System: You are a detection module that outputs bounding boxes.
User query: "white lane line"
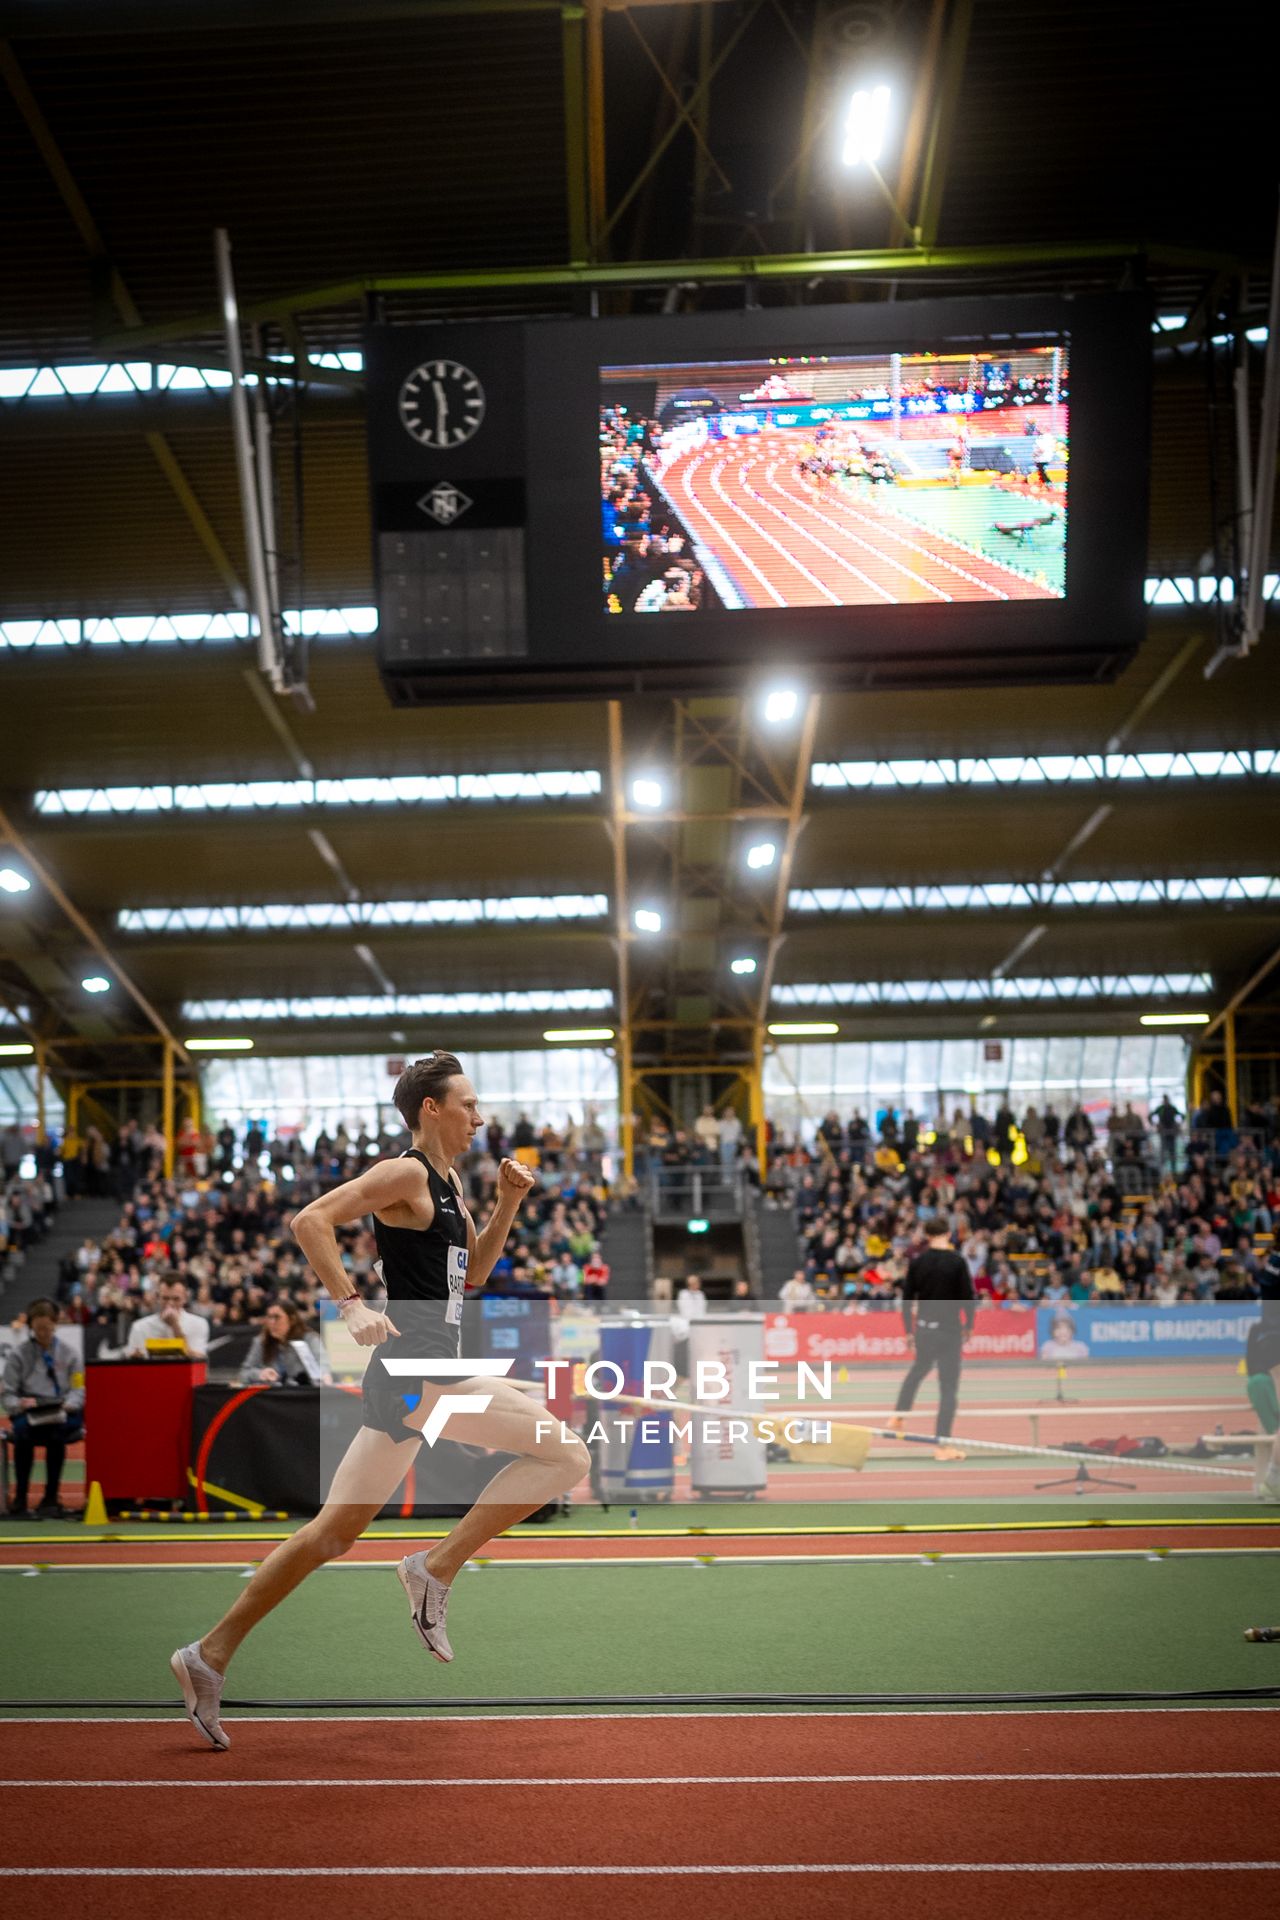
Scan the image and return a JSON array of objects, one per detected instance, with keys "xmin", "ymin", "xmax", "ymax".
[
  {"xmin": 706, "ymin": 453, "xmax": 842, "ymax": 604},
  {"xmin": 676, "ymin": 448, "xmax": 785, "ymax": 607},
  {"xmin": 13, "ymin": 1548, "xmax": 1277, "ymax": 1573},
  {"xmin": 736, "ymin": 457, "xmax": 897, "ymax": 603},
  {"xmin": 10, "ymin": 1862, "xmax": 1280, "ymax": 1877},
  {"xmin": 6, "ymin": 1770, "xmax": 1279, "ymax": 1788},
  {"xmin": 760, "ymin": 457, "xmax": 943, "ymax": 601},
  {"xmin": 3, "ymin": 1706, "xmax": 1279, "ymax": 1724}
]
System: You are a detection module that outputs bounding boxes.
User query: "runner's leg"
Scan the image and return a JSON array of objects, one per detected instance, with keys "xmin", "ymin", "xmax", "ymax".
[
  {"xmin": 199, "ymin": 1425, "xmax": 419, "ymax": 1671},
  {"xmin": 405, "ymin": 1376, "xmax": 590, "ymax": 1583}
]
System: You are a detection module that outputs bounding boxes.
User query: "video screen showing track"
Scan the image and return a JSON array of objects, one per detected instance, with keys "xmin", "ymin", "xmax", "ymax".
[{"xmin": 601, "ymin": 344, "xmax": 1068, "ymax": 613}]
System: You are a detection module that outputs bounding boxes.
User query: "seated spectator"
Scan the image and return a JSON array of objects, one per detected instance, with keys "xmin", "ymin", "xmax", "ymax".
[
  {"xmin": 124, "ymin": 1273, "xmax": 210, "ymax": 1360},
  {"xmin": 2, "ymin": 1298, "xmax": 84, "ymax": 1518},
  {"xmin": 237, "ymin": 1300, "xmax": 330, "ymax": 1385}
]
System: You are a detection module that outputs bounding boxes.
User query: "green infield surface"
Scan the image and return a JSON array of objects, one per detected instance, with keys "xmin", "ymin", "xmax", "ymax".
[{"xmin": 3, "ymin": 1537, "xmax": 1279, "ymax": 1712}]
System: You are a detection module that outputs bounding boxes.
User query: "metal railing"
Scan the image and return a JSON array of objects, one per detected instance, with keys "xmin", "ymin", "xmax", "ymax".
[{"xmin": 647, "ymin": 1164, "xmax": 746, "ymax": 1224}]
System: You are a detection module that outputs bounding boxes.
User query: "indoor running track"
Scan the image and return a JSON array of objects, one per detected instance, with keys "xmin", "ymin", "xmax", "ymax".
[
  {"xmin": 670, "ymin": 437, "xmax": 1051, "ymax": 606},
  {"xmin": 5, "ymin": 1708, "xmax": 1278, "ymax": 1917}
]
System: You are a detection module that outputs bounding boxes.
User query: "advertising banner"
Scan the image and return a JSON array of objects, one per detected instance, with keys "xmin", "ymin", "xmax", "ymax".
[
  {"xmin": 763, "ymin": 1308, "xmax": 1038, "ymax": 1366},
  {"xmin": 1034, "ymin": 1303, "xmax": 1261, "ymax": 1361}
]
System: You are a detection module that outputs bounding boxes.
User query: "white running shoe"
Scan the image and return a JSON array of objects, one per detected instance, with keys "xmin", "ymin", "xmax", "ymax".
[
  {"xmin": 170, "ymin": 1641, "xmax": 230, "ymax": 1750},
  {"xmin": 397, "ymin": 1552, "xmax": 454, "ymax": 1662}
]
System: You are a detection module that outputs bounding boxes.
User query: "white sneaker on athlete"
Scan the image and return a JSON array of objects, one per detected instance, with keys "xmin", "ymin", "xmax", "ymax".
[
  {"xmin": 397, "ymin": 1553, "xmax": 454, "ymax": 1662},
  {"xmin": 170, "ymin": 1641, "xmax": 230, "ymax": 1750}
]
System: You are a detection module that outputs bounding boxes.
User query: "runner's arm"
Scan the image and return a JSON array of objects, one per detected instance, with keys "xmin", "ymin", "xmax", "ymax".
[
  {"xmin": 465, "ymin": 1157, "xmax": 537, "ymax": 1291},
  {"xmin": 291, "ymin": 1157, "xmax": 431, "ymax": 1342}
]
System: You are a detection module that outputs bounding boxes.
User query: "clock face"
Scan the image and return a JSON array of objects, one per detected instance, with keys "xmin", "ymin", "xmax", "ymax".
[{"xmin": 397, "ymin": 359, "xmax": 486, "ymax": 449}]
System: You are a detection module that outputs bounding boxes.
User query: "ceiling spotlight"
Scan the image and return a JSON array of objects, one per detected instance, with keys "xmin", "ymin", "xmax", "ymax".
[
  {"xmin": 768, "ymin": 1021, "xmax": 840, "ymax": 1037},
  {"xmin": 761, "ymin": 687, "xmax": 799, "ymax": 725},
  {"xmin": 185, "ymin": 1037, "xmax": 255, "ymax": 1052},
  {"xmin": 1139, "ymin": 1011, "xmax": 1212, "ymax": 1027},
  {"xmin": 0, "ymin": 1042, "xmax": 35, "ymax": 1058},
  {"xmin": 0, "ymin": 867, "xmax": 31, "ymax": 894},
  {"xmin": 631, "ymin": 777, "xmax": 665, "ymax": 810},
  {"xmin": 841, "ymin": 83, "xmax": 890, "ymax": 166},
  {"xmin": 746, "ymin": 841, "xmax": 777, "ymax": 871},
  {"xmin": 634, "ymin": 908, "xmax": 663, "ymax": 934},
  {"xmin": 730, "ymin": 956, "xmax": 758, "ymax": 976},
  {"xmin": 543, "ymin": 1027, "xmax": 616, "ymax": 1043},
  {"xmin": 81, "ymin": 975, "xmax": 111, "ymax": 994}
]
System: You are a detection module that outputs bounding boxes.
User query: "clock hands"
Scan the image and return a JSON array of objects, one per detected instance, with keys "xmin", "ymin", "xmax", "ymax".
[{"xmin": 432, "ymin": 379, "xmax": 448, "ymax": 445}]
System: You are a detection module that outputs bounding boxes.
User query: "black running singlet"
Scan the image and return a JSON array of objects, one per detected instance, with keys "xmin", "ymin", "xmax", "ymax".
[{"xmin": 371, "ymin": 1150, "xmax": 471, "ymax": 1347}]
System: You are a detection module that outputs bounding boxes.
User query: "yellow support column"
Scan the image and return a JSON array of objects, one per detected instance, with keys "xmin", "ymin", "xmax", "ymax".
[
  {"xmin": 1224, "ymin": 1011, "xmax": 1238, "ymax": 1126},
  {"xmin": 162, "ymin": 1039, "xmax": 175, "ymax": 1178},
  {"xmin": 750, "ymin": 1025, "xmax": 768, "ymax": 1179},
  {"xmin": 619, "ymin": 1026, "xmax": 635, "ymax": 1181},
  {"xmin": 34, "ymin": 1040, "xmax": 47, "ymax": 1147}
]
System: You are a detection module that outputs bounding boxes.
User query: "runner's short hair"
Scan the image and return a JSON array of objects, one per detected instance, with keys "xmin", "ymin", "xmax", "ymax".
[{"xmin": 393, "ymin": 1052, "xmax": 465, "ymax": 1129}]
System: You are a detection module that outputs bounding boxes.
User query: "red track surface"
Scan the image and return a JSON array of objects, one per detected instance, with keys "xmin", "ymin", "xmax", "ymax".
[
  {"xmin": 666, "ymin": 436, "xmax": 1051, "ymax": 607},
  {"xmin": 3, "ymin": 1524, "xmax": 1277, "ymax": 1567},
  {"xmin": 5, "ymin": 1711, "xmax": 1277, "ymax": 1917}
]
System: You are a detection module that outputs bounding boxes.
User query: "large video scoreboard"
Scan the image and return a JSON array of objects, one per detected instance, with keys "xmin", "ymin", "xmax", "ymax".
[{"xmin": 368, "ymin": 295, "xmax": 1149, "ymax": 702}]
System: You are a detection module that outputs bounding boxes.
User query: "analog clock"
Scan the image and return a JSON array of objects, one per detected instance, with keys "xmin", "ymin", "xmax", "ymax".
[{"xmin": 397, "ymin": 358, "xmax": 486, "ymax": 449}]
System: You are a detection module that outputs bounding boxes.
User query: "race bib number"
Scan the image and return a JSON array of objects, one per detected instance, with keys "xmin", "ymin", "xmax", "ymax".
[{"xmin": 446, "ymin": 1244, "xmax": 469, "ymax": 1325}]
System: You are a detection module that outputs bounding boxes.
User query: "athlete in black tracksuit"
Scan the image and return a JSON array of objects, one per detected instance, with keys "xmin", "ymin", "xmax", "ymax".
[{"xmin": 894, "ymin": 1222, "xmax": 976, "ymax": 1441}]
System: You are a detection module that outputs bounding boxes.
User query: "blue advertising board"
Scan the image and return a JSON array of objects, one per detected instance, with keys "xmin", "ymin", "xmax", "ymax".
[{"xmin": 1035, "ymin": 1303, "xmax": 1260, "ymax": 1362}]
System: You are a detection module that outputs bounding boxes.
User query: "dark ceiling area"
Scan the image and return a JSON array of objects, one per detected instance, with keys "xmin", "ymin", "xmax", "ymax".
[{"xmin": 0, "ymin": 0, "xmax": 1277, "ymax": 1098}]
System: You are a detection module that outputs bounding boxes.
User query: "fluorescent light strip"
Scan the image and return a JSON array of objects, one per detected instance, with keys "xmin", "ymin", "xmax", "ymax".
[
  {"xmin": 811, "ymin": 748, "xmax": 1280, "ymax": 792},
  {"xmin": 0, "ymin": 353, "xmax": 363, "ymax": 402},
  {"xmin": 8, "ymin": 582, "xmax": 1274, "ymax": 655},
  {"xmin": 774, "ymin": 973, "xmax": 1212, "ymax": 1007},
  {"xmin": 180, "ymin": 990, "xmax": 614, "ymax": 1022},
  {"xmin": 0, "ymin": 607, "xmax": 377, "ymax": 650},
  {"xmin": 789, "ymin": 875, "xmax": 1280, "ymax": 914},
  {"xmin": 119, "ymin": 895, "xmax": 609, "ymax": 934},
  {"xmin": 36, "ymin": 770, "xmax": 602, "ymax": 816}
]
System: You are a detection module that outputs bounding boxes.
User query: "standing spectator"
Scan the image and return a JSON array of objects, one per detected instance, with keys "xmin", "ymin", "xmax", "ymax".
[
  {"xmin": 581, "ymin": 1248, "xmax": 610, "ymax": 1302},
  {"xmin": 676, "ymin": 1273, "xmax": 708, "ymax": 1321},
  {"xmin": 1064, "ymin": 1105, "xmax": 1095, "ymax": 1154},
  {"xmin": 1, "ymin": 1121, "xmax": 25, "ymax": 1183},
  {"xmin": 1154, "ymin": 1094, "xmax": 1181, "ymax": 1171},
  {"xmin": 694, "ymin": 1105, "xmax": 721, "ymax": 1158},
  {"xmin": 719, "ymin": 1107, "xmax": 743, "ymax": 1167},
  {"xmin": 2, "ymin": 1298, "xmax": 84, "ymax": 1518}
]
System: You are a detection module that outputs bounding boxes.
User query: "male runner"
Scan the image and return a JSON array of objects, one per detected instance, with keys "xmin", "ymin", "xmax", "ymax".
[
  {"xmin": 890, "ymin": 1216, "xmax": 976, "ymax": 1461},
  {"xmin": 170, "ymin": 1052, "xmax": 590, "ymax": 1749},
  {"xmin": 1248, "ymin": 1239, "xmax": 1280, "ymax": 1499}
]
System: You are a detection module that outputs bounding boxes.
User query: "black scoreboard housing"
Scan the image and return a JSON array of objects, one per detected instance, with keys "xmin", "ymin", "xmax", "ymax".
[{"xmin": 370, "ymin": 294, "xmax": 1149, "ymax": 704}]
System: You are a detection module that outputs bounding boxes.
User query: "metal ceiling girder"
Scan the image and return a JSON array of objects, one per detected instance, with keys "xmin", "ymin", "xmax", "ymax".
[
  {"xmin": 0, "ymin": 801, "xmax": 189, "ymax": 1065},
  {"xmin": 0, "ymin": 38, "xmax": 247, "ymax": 607},
  {"xmin": 93, "ymin": 239, "xmax": 1253, "ymax": 353},
  {"xmin": 913, "ymin": 0, "xmax": 974, "ymax": 252}
]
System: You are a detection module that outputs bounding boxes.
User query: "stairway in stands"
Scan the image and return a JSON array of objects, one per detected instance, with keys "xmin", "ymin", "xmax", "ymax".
[
  {"xmin": 1, "ymin": 1194, "xmax": 121, "ymax": 1317},
  {"xmin": 598, "ymin": 1203, "xmax": 654, "ymax": 1301},
  {"xmin": 752, "ymin": 1194, "xmax": 802, "ymax": 1301}
]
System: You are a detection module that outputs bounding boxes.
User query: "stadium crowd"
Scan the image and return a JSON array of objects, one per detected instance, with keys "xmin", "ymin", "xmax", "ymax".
[
  {"xmin": 41, "ymin": 1114, "xmax": 613, "ymax": 1367},
  {"xmin": 768, "ymin": 1095, "xmax": 1280, "ymax": 1311}
]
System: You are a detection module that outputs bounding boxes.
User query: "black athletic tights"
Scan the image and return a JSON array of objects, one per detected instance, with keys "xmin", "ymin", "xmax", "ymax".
[{"xmin": 894, "ymin": 1323, "xmax": 964, "ymax": 1440}]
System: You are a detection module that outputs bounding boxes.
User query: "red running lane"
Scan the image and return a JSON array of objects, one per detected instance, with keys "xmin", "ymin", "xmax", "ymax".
[
  {"xmin": 2, "ymin": 1524, "xmax": 1277, "ymax": 1567},
  {"xmin": 17, "ymin": 1872, "xmax": 1280, "ymax": 1920},
  {"xmin": 5, "ymin": 1707, "xmax": 1278, "ymax": 1782},
  {"xmin": 11, "ymin": 1716, "xmax": 1277, "ymax": 1917}
]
